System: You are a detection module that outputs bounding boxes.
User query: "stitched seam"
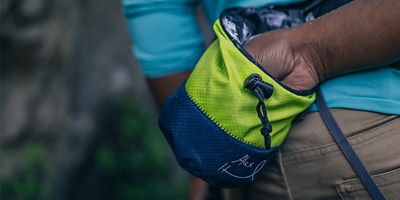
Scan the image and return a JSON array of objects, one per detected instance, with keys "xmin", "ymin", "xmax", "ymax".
[
  {"xmin": 335, "ymin": 168, "xmax": 400, "ymax": 191},
  {"xmin": 352, "ymin": 125, "xmax": 400, "ymax": 147},
  {"xmin": 346, "ymin": 176, "xmax": 400, "ymax": 191},
  {"xmin": 282, "ymin": 117, "xmax": 400, "ymax": 165},
  {"xmin": 278, "ymin": 152, "xmax": 294, "ymax": 200},
  {"xmin": 347, "ymin": 118, "xmax": 400, "ymax": 145},
  {"xmin": 284, "ymin": 126, "xmax": 399, "ymax": 165}
]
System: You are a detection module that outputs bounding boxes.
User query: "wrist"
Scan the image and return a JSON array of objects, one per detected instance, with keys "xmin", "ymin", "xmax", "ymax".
[{"xmin": 288, "ymin": 28, "xmax": 328, "ymax": 84}]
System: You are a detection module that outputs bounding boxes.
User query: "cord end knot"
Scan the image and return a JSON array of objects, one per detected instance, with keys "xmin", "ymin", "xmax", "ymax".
[{"xmin": 244, "ymin": 74, "xmax": 273, "ymax": 150}]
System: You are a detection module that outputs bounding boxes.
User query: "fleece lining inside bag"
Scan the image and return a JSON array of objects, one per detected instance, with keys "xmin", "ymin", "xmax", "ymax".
[{"xmin": 159, "ymin": 0, "xmax": 352, "ymax": 188}]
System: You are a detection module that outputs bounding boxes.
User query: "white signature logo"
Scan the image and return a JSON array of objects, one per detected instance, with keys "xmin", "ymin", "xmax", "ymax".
[{"xmin": 218, "ymin": 154, "xmax": 266, "ymax": 180}]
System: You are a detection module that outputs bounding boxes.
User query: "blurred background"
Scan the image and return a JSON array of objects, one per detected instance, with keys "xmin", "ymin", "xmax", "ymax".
[{"xmin": 0, "ymin": 0, "xmax": 203, "ymax": 199}]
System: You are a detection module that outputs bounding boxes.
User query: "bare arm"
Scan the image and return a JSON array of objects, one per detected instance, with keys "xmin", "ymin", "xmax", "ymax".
[{"xmin": 244, "ymin": 0, "xmax": 400, "ymax": 91}]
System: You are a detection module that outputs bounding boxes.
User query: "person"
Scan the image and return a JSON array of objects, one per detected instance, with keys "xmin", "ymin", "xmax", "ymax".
[
  {"xmin": 122, "ymin": 1, "xmax": 304, "ymax": 199},
  {"xmin": 122, "ymin": 0, "xmax": 400, "ymax": 199},
  {"xmin": 223, "ymin": 0, "xmax": 400, "ymax": 199}
]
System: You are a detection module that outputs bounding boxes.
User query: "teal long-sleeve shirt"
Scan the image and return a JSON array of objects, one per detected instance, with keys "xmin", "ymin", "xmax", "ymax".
[
  {"xmin": 122, "ymin": 0, "xmax": 400, "ymax": 115},
  {"xmin": 122, "ymin": 0, "xmax": 304, "ymax": 77}
]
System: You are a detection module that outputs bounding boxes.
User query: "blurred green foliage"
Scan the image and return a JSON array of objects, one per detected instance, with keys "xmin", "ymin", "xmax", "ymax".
[
  {"xmin": 0, "ymin": 97, "xmax": 187, "ymax": 200},
  {"xmin": 0, "ymin": 143, "xmax": 49, "ymax": 200},
  {"xmin": 95, "ymin": 97, "xmax": 188, "ymax": 200}
]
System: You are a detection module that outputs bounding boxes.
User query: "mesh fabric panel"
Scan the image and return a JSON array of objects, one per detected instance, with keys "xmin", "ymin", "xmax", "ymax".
[
  {"xmin": 186, "ymin": 20, "xmax": 315, "ymax": 148},
  {"xmin": 159, "ymin": 84, "xmax": 279, "ymax": 188}
]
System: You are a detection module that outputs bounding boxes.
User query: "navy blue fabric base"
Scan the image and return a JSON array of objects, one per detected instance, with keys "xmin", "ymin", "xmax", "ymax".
[{"xmin": 159, "ymin": 84, "xmax": 279, "ymax": 188}]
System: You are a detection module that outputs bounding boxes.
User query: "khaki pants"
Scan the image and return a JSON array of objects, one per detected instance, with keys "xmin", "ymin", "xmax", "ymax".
[{"xmin": 223, "ymin": 109, "xmax": 400, "ymax": 200}]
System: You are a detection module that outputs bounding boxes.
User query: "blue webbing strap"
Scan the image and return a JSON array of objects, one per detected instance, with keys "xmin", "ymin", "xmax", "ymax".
[{"xmin": 316, "ymin": 89, "xmax": 387, "ymax": 200}]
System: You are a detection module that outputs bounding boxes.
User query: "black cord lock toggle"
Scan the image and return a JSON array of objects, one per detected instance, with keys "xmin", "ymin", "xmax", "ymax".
[{"xmin": 244, "ymin": 74, "xmax": 274, "ymax": 150}]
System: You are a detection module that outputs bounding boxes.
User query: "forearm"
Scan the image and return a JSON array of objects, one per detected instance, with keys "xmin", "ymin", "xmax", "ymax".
[{"xmin": 293, "ymin": 0, "xmax": 400, "ymax": 81}]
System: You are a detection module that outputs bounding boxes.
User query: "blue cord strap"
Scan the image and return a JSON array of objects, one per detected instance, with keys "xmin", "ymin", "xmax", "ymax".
[{"xmin": 315, "ymin": 89, "xmax": 386, "ymax": 200}]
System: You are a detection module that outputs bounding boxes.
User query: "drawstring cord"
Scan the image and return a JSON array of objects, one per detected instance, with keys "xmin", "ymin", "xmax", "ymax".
[{"xmin": 244, "ymin": 74, "xmax": 273, "ymax": 150}]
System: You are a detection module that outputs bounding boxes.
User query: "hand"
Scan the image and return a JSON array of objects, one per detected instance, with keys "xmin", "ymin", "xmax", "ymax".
[
  {"xmin": 244, "ymin": 0, "xmax": 400, "ymax": 91},
  {"xmin": 243, "ymin": 29, "xmax": 322, "ymax": 91}
]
